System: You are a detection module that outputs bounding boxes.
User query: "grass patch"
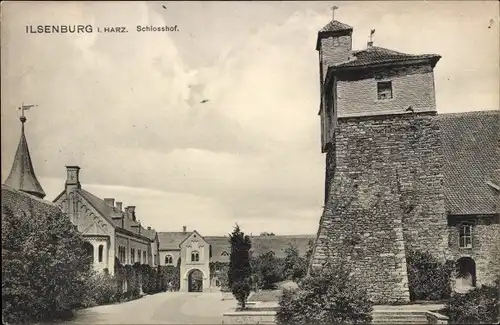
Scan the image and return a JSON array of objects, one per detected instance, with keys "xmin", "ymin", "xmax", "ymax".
[{"xmin": 248, "ymin": 289, "xmax": 283, "ymax": 302}]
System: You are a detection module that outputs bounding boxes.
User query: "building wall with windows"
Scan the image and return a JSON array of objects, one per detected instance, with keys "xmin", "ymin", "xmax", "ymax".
[
  {"xmin": 447, "ymin": 215, "xmax": 500, "ymax": 286},
  {"xmin": 115, "ymin": 232, "xmax": 151, "ymax": 266},
  {"xmin": 335, "ymin": 64, "xmax": 437, "ymax": 117},
  {"xmin": 159, "ymin": 250, "xmax": 181, "ymax": 266}
]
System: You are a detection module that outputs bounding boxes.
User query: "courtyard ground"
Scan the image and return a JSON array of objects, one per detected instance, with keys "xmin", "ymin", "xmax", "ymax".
[{"xmin": 55, "ymin": 292, "xmax": 236, "ymax": 325}]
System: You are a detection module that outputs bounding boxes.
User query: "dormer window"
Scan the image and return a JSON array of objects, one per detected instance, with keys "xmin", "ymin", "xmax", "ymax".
[
  {"xmin": 377, "ymin": 81, "xmax": 393, "ymax": 100},
  {"xmin": 459, "ymin": 223, "xmax": 473, "ymax": 248},
  {"xmin": 221, "ymin": 251, "xmax": 229, "ymax": 257}
]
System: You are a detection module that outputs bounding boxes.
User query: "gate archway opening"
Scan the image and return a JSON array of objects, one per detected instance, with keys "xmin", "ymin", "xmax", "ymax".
[
  {"xmin": 456, "ymin": 256, "xmax": 476, "ymax": 289},
  {"xmin": 188, "ymin": 269, "xmax": 204, "ymax": 292}
]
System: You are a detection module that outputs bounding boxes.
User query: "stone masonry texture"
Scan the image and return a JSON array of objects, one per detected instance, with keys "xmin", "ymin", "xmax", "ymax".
[
  {"xmin": 447, "ymin": 215, "xmax": 500, "ymax": 286},
  {"xmin": 336, "ymin": 64, "xmax": 437, "ymax": 117},
  {"xmin": 312, "ymin": 112, "xmax": 449, "ymax": 303}
]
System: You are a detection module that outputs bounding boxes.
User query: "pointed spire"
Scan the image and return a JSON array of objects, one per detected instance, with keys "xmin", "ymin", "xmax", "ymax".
[{"xmin": 4, "ymin": 109, "xmax": 46, "ymax": 199}]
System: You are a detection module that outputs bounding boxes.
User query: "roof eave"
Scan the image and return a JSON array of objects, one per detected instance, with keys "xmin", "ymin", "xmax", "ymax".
[{"xmin": 325, "ymin": 56, "xmax": 441, "ymax": 87}]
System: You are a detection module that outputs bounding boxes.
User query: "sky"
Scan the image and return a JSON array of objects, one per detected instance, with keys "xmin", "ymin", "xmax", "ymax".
[{"xmin": 1, "ymin": 1, "xmax": 499, "ymax": 236}]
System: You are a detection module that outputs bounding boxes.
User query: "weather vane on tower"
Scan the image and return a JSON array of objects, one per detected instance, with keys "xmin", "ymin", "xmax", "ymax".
[
  {"xmin": 331, "ymin": 5, "xmax": 339, "ymax": 21},
  {"xmin": 17, "ymin": 102, "xmax": 38, "ymax": 124}
]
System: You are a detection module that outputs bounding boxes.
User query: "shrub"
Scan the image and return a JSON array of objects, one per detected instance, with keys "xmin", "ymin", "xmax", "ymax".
[
  {"xmin": 251, "ymin": 252, "xmax": 285, "ymax": 290},
  {"xmin": 406, "ymin": 250, "xmax": 454, "ymax": 301},
  {"xmin": 80, "ymin": 272, "xmax": 120, "ymax": 308},
  {"xmin": 2, "ymin": 195, "xmax": 90, "ymax": 325},
  {"xmin": 276, "ymin": 264, "xmax": 373, "ymax": 325},
  {"xmin": 444, "ymin": 280, "xmax": 500, "ymax": 324}
]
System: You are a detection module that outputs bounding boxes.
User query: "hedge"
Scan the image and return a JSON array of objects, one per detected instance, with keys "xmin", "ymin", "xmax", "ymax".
[{"xmin": 2, "ymin": 195, "xmax": 90, "ymax": 325}]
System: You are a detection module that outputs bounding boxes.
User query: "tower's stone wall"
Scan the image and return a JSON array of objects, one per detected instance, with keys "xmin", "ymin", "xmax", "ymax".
[{"xmin": 312, "ymin": 112, "xmax": 448, "ymax": 303}]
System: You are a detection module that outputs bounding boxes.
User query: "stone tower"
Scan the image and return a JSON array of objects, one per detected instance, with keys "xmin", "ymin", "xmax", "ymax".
[
  {"xmin": 4, "ymin": 113, "xmax": 46, "ymax": 199},
  {"xmin": 311, "ymin": 18, "xmax": 449, "ymax": 303}
]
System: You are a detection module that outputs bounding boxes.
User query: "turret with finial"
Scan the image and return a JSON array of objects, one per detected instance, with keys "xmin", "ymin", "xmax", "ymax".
[{"xmin": 4, "ymin": 102, "xmax": 46, "ymax": 199}]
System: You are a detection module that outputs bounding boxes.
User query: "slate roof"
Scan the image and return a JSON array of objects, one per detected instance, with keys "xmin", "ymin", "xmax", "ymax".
[
  {"xmin": 318, "ymin": 20, "xmax": 353, "ymax": 33},
  {"xmin": 439, "ymin": 110, "xmax": 499, "ymax": 215},
  {"xmin": 316, "ymin": 20, "xmax": 353, "ymax": 51},
  {"xmin": 333, "ymin": 46, "xmax": 441, "ymax": 69},
  {"xmin": 490, "ymin": 169, "xmax": 500, "ymax": 188},
  {"xmin": 4, "ymin": 120, "xmax": 46, "ymax": 199},
  {"xmin": 158, "ymin": 232, "xmax": 190, "ymax": 250},
  {"xmin": 76, "ymin": 188, "xmax": 156, "ymax": 241}
]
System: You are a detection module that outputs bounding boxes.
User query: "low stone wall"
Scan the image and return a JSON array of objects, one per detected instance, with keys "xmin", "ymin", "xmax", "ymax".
[
  {"xmin": 425, "ymin": 311, "xmax": 449, "ymax": 324},
  {"xmin": 223, "ymin": 301, "xmax": 278, "ymax": 324},
  {"xmin": 222, "ymin": 310, "xmax": 276, "ymax": 324}
]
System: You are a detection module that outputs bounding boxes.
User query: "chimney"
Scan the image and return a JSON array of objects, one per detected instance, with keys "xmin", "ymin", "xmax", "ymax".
[
  {"xmin": 126, "ymin": 206, "xmax": 136, "ymax": 221},
  {"xmin": 65, "ymin": 166, "xmax": 81, "ymax": 192},
  {"xmin": 104, "ymin": 198, "xmax": 115, "ymax": 208},
  {"xmin": 183, "ymin": 226, "xmax": 187, "ymax": 233},
  {"xmin": 115, "ymin": 201, "xmax": 123, "ymax": 211}
]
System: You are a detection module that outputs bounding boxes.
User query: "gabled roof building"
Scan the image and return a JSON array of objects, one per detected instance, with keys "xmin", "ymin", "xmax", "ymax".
[{"xmin": 52, "ymin": 166, "xmax": 160, "ymax": 275}]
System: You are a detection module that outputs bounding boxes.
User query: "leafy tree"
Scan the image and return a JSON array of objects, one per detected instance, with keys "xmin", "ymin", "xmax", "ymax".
[
  {"xmin": 260, "ymin": 232, "xmax": 275, "ymax": 236},
  {"xmin": 228, "ymin": 224, "xmax": 252, "ymax": 309},
  {"xmin": 276, "ymin": 263, "xmax": 373, "ymax": 325},
  {"xmin": 283, "ymin": 245, "xmax": 307, "ymax": 282},
  {"xmin": 305, "ymin": 239, "xmax": 314, "ymax": 261},
  {"xmin": 249, "ymin": 252, "xmax": 263, "ymax": 291},
  {"xmin": 2, "ymin": 201, "xmax": 90, "ymax": 324},
  {"xmin": 257, "ymin": 251, "xmax": 284, "ymax": 289}
]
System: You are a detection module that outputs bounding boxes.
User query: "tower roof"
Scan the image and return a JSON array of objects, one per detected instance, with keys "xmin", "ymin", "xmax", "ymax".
[
  {"xmin": 334, "ymin": 46, "xmax": 441, "ymax": 69},
  {"xmin": 319, "ymin": 20, "xmax": 353, "ymax": 33},
  {"xmin": 4, "ymin": 116, "xmax": 46, "ymax": 199},
  {"xmin": 316, "ymin": 20, "xmax": 353, "ymax": 51},
  {"xmin": 324, "ymin": 46, "xmax": 441, "ymax": 86}
]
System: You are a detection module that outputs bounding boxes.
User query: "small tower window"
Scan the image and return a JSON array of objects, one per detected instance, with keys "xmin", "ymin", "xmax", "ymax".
[
  {"xmin": 459, "ymin": 224, "xmax": 473, "ymax": 248},
  {"xmin": 165, "ymin": 254, "xmax": 173, "ymax": 264},
  {"xmin": 377, "ymin": 81, "xmax": 393, "ymax": 100},
  {"xmin": 221, "ymin": 251, "xmax": 229, "ymax": 256},
  {"xmin": 191, "ymin": 251, "xmax": 200, "ymax": 262}
]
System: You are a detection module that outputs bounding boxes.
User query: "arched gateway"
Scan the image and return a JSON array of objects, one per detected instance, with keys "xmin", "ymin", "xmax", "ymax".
[
  {"xmin": 187, "ymin": 269, "xmax": 204, "ymax": 292},
  {"xmin": 456, "ymin": 256, "xmax": 477, "ymax": 289}
]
